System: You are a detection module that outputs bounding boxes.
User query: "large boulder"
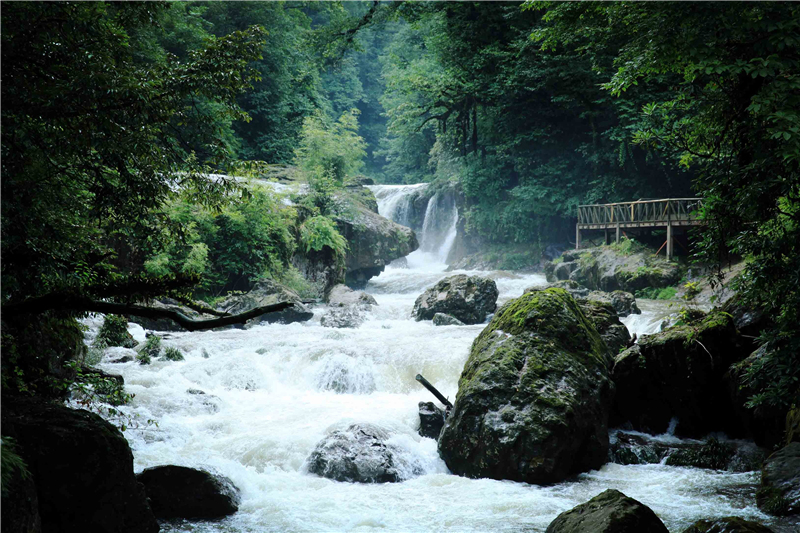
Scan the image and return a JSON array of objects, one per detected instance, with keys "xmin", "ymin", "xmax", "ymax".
[
  {"xmin": 546, "ymin": 247, "xmax": 683, "ymax": 293},
  {"xmin": 437, "ymin": 288, "xmax": 613, "ymax": 484},
  {"xmin": 1, "ymin": 399, "xmax": 159, "ymax": 533},
  {"xmin": 611, "ymin": 310, "xmax": 746, "ymax": 437},
  {"xmin": 757, "ymin": 442, "xmax": 800, "ymax": 515},
  {"xmin": 412, "ymin": 275, "xmax": 498, "ymax": 325},
  {"xmin": 545, "ymin": 489, "xmax": 668, "ymax": 533},
  {"xmin": 136, "ymin": 465, "xmax": 240, "ymax": 519},
  {"xmin": 681, "ymin": 517, "xmax": 775, "ymax": 533},
  {"xmin": 216, "ymin": 279, "xmax": 313, "ymax": 325},
  {"xmin": 531, "ymin": 281, "xmax": 640, "ymax": 318},
  {"xmin": 306, "ymin": 423, "xmax": 422, "ymax": 483},
  {"xmin": 326, "ymin": 284, "xmax": 377, "ymax": 307}
]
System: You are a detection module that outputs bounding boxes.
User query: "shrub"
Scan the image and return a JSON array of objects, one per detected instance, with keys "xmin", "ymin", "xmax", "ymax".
[
  {"xmin": 161, "ymin": 346, "xmax": 184, "ymax": 362},
  {"xmin": 96, "ymin": 314, "xmax": 137, "ymax": 349},
  {"xmin": 299, "ymin": 216, "xmax": 348, "ymax": 261}
]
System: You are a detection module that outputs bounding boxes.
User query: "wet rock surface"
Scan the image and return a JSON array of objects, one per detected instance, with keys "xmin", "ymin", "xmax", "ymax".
[
  {"xmin": 432, "ymin": 312, "xmax": 465, "ymax": 326},
  {"xmin": 306, "ymin": 423, "xmax": 421, "ymax": 483},
  {"xmin": 681, "ymin": 517, "xmax": 776, "ymax": 533},
  {"xmin": 611, "ymin": 310, "xmax": 746, "ymax": 438},
  {"xmin": 136, "ymin": 465, "xmax": 240, "ymax": 519},
  {"xmin": 757, "ymin": 443, "xmax": 800, "ymax": 516},
  {"xmin": 217, "ymin": 279, "xmax": 313, "ymax": 326},
  {"xmin": 438, "ymin": 288, "xmax": 613, "ymax": 484},
  {"xmin": 608, "ymin": 432, "xmax": 765, "ymax": 472},
  {"xmin": 576, "ymin": 299, "xmax": 632, "ymax": 357},
  {"xmin": 545, "ymin": 489, "xmax": 668, "ymax": 533},
  {"xmin": 320, "ymin": 306, "xmax": 366, "ymax": 329},
  {"xmin": 2, "ymin": 399, "xmax": 159, "ymax": 533},
  {"xmin": 418, "ymin": 401, "xmax": 445, "ymax": 440},
  {"xmin": 412, "ymin": 274, "xmax": 498, "ymax": 325}
]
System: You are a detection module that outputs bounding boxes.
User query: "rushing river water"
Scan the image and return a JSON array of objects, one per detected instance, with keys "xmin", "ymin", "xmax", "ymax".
[{"xmin": 84, "ymin": 185, "xmax": 797, "ymax": 532}]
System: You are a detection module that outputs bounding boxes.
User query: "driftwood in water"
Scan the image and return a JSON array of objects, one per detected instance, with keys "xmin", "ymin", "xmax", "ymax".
[{"xmin": 415, "ymin": 374, "xmax": 453, "ymax": 410}]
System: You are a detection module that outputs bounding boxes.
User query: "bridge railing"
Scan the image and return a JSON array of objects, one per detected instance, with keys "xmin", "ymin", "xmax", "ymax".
[{"xmin": 577, "ymin": 198, "xmax": 703, "ymax": 225}]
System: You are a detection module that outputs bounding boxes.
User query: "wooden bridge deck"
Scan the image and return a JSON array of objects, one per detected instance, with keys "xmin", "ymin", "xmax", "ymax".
[{"xmin": 576, "ymin": 198, "xmax": 704, "ymax": 258}]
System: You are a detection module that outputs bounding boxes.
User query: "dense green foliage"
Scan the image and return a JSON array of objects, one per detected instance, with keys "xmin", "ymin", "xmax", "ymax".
[{"xmin": 534, "ymin": 1, "xmax": 800, "ymax": 408}]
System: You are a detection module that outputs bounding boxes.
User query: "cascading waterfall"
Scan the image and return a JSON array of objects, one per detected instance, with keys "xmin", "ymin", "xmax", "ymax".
[{"xmin": 369, "ymin": 184, "xmax": 459, "ymax": 266}]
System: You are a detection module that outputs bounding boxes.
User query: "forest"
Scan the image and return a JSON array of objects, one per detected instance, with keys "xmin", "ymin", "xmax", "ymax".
[{"xmin": 2, "ymin": 2, "xmax": 799, "ymax": 532}]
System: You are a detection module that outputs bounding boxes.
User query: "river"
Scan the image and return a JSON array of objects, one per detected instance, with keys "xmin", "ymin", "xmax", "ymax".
[{"xmin": 86, "ymin": 184, "xmax": 796, "ymax": 532}]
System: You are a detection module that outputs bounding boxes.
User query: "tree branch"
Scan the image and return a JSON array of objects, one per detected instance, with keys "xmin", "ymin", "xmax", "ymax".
[{"xmin": 2, "ymin": 296, "xmax": 294, "ymax": 332}]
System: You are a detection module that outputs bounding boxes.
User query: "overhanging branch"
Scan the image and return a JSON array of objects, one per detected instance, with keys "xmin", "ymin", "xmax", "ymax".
[{"xmin": 2, "ymin": 295, "xmax": 294, "ymax": 332}]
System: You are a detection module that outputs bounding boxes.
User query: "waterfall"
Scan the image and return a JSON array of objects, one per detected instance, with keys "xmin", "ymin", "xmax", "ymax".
[{"xmin": 369, "ymin": 184, "xmax": 459, "ymax": 265}]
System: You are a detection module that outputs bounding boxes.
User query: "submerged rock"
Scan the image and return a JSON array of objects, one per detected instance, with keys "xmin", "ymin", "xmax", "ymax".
[
  {"xmin": 306, "ymin": 423, "xmax": 422, "ymax": 483},
  {"xmin": 217, "ymin": 279, "xmax": 313, "ymax": 326},
  {"xmin": 412, "ymin": 274, "xmax": 498, "ymax": 325},
  {"xmin": 438, "ymin": 288, "xmax": 613, "ymax": 484},
  {"xmin": 2, "ymin": 399, "xmax": 159, "ymax": 533},
  {"xmin": 611, "ymin": 310, "xmax": 745, "ymax": 438},
  {"xmin": 326, "ymin": 284, "xmax": 377, "ymax": 307},
  {"xmin": 136, "ymin": 465, "xmax": 240, "ymax": 519},
  {"xmin": 432, "ymin": 313, "xmax": 465, "ymax": 326},
  {"xmin": 418, "ymin": 401, "xmax": 445, "ymax": 440},
  {"xmin": 545, "ymin": 489, "xmax": 668, "ymax": 533},
  {"xmin": 320, "ymin": 306, "xmax": 366, "ymax": 329},
  {"xmin": 681, "ymin": 517, "xmax": 776, "ymax": 533},
  {"xmin": 757, "ymin": 442, "xmax": 800, "ymax": 516},
  {"xmin": 608, "ymin": 432, "xmax": 765, "ymax": 472}
]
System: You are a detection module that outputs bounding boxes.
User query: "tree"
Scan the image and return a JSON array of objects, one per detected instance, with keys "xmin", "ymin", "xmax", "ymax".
[{"xmin": 533, "ymin": 1, "xmax": 800, "ymax": 408}]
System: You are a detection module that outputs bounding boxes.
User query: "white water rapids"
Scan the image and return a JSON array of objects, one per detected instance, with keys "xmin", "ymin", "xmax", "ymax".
[{"xmin": 83, "ymin": 185, "xmax": 795, "ymax": 532}]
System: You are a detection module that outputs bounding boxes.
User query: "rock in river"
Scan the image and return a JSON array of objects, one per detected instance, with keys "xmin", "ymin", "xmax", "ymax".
[
  {"xmin": 306, "ymin": 423, "xmax": 422, "ymax": 483},
  {"xmin": 438, "ymin": 288, "xmax": 613, "ymax": 484},
  {"xmin": 418, "ymin": 401, "xmax": 445, "ymax": 440},
  {"xmin": 217, "ymin": 279, "xmax": 313, "ymax": 326},
  {"xmin": 545, "ymin": 489, "xmax": 668, "ymax": 533},
  {"xmin": 136, "ymin": 465, "xmax": 240, "ymax": 519},
  {"xmin": 757, "ymin": 442, "xmax": 800, "ymax": 516},
  {"xmin": 681, "ymin": 517, "xmax": 776, "ymax": 533},
  {"xmin": 412, "ymin": 274, "xmax": 498, "ymax": 325}
]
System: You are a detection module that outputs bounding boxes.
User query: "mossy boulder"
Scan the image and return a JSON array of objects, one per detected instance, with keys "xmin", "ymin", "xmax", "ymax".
[
  {"xmin": 757, "ymin": 442, "xmax": 800, "ymax": 515},
  {"xmin": 576, "ymin": 299, "xmax": 632, "ymax": 357},
  {"xmin": 681, "ymin": 517, "xmax": 775, "ymax": 533},
  {"xmin": 412, "ymin": 274, "xmax": 498, "ymax": 325},
  {"xmin": 437, "ymin": 288, "xmax": 613, "ymax": 484},
  {"xmin": 546, "ymin": 246, "xmax": 683, "ymax": 293},
  {"xmin": 611, "ymin": 310, "xmax": 746, "ymax": 437},
  {"xmin": 545, "ymin": 489, "xmax": 668, "ymax": 533}
]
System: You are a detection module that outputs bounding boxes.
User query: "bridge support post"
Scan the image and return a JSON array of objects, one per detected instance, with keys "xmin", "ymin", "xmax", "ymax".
[
  {"xmin": 615, "ymin": 224, "xmax": 620, "ymax": 244},
  {"xmin": 576, "ymin": 225, "xmax": 581, "ymax": 250},
  {"xmin": 604, "ymin": 229, "xmax": 610, "ymax": 245},
  {"xmin": 666, "ymin": 222, "xmax": 673, "ymax": 260}
]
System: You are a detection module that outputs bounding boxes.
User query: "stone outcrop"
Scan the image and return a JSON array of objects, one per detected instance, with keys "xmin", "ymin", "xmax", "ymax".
[
  {"xmin": 546, "ymin": 247, "xmax": 683, "ymax": 292},
  {"xmin": 438, "ymin": 288, "xmax": 613, "ymax": 484},
  {"xmin": 611, "ymin": 310, "xmax": 746, "ymax": 437},
  {"xmin": 1, "ymin": 399, "xmax": 159, "ymax": 533},
  {"xmin": 532, "ymin": 280, "xmax": 640, "ymax": 318},
  {"xmin": 306, "ymin": 423, "xmax": 422, "ymax": 483},
  {"xmin": 412, "ymin": 275, "xmax": 498, "ymax": 325},
  {"xmin": 326, "ymin": 284, "xmax": 377, "ymax": 307},
  {"xmin": 432, "ymin": 313, "xmax": 465, "ymax": 326},
  {"xmin": 681, "ymin": 517, "xmax": 776, "ymax": 533},
  {"xmin": 545, "ymin": 489, "xmax": 668, "ymax": 533},
  {"xmin": 335, "ymin": 187, "xmax": 418, "ymax": 288},
  {"xmin": 217, "ymin": 279, "xmax": 313, "ymax": 326},
  {"xmin": 136, "ymin": 465, "xmax": 240, "ymax": 519},
  {"xmin": 575, "ymin": 299, "xmax": 632, "ymax": 357},
  {"xmin": 418, "ymin": 402, "xmax": 445, "ymax": 440},
  {"xmin": 757, "ymin": 442, "xmax": 800, "ymax": 516}
]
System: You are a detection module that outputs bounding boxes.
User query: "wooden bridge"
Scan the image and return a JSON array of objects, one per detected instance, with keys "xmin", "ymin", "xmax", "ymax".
[{"xmin": 576, "ymin": 198, "xmax": 704, "ymax": 259}]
